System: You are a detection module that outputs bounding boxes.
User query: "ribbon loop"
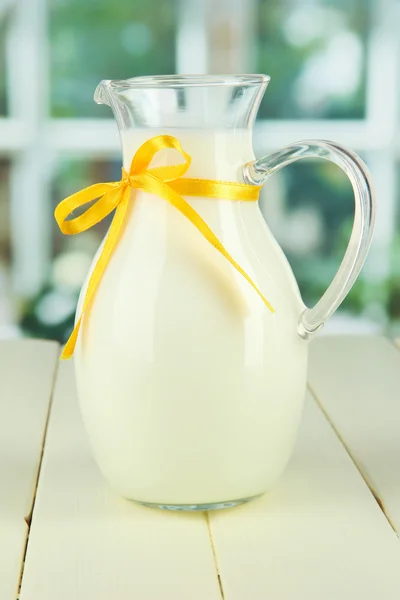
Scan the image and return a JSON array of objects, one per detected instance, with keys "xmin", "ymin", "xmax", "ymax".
[
  {"xmin": 55, "ymin": 134, "xmax": 274, "ymax": 359},
  {"xmin": 130, "ymin": 135, "xmax": 191, "ymax": 180}
]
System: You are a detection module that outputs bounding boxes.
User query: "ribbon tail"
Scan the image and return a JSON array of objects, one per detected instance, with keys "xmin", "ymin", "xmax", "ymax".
[
  {"xmin": 61, "ymin": 186, "xmax": 132, "ymax": 359},
  {"xmin": 182, "ymin": 203, "xmax": 275, "ymax": 312},
  {"xmin": 60, "ymin": 316, "xmax": 82, "ymax": 359}
]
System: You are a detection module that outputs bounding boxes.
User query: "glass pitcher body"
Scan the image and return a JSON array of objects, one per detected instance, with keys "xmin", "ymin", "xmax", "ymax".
[{"xmin": 70, "ymin": 75, "xmax": 374, "ymax": 509}]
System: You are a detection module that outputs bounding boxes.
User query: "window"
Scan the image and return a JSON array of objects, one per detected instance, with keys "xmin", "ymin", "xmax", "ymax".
[{"xmin": 0, "ymin": 0, "xmax": 399, "ymax": 339}]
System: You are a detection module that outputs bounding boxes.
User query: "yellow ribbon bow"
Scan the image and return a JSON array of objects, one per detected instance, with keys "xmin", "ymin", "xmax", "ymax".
[{"xmin": 55, "ymin": 135, "xmax": 274, "ymax": 359}]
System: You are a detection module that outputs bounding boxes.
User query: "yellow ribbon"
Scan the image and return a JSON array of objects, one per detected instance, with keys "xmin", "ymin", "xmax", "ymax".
[{"xmin": 55, "ymin": 135, "xmax": 274, "ymax": 359}]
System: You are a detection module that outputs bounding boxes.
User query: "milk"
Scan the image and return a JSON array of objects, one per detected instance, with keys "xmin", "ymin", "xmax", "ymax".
[{"xmin": 74, "ymin": 129, "xmax": 307, "ymax": 507}]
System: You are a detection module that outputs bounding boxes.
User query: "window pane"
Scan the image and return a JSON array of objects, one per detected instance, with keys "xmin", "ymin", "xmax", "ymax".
[
  {"xmin": 255, "ymin": 0, "xmax": 369, "ymax": 119},
  {"xmin": 49, "ymin": 0, "xmax": 177, "ymax": 117}
]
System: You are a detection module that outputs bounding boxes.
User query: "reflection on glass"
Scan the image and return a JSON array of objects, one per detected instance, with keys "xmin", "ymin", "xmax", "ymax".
[
  {"xmin": 49, "ymin": 0, "xmax": 177, "ymax": 117},
  {"xmin": 255, "ymin": 0, "xmax": 369, "ymax": 119}
]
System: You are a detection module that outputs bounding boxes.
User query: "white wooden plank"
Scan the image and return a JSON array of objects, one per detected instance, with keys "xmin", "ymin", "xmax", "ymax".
[
  {"xmin": 309, "ymin": 335, "xmax": 400, "ymax": 533},
  {"xmin": 208, "ymin": 393, "xmax": 400, "ymax": 600},
  {"xmin": 0, "ymin": 340, "xmax": 59, "ymax": 600},
  {"xmin": 19, "ymin": 361, "xmax": 222, "ymax": 600}
]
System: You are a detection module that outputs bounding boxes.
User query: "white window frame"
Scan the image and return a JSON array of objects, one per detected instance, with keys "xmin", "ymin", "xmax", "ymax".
[{"xmin": 0, "ymin": 0, "xmax": 399, "ymax": 298}]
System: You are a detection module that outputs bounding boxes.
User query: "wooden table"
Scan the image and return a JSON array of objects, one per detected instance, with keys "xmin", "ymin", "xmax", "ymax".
[{"xmin": 1, "ymin": 336, "xmax": 400, "ymax": 599}]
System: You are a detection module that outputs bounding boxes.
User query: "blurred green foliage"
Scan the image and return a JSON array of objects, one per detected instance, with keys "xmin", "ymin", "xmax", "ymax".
[
  {"xmin": 49, "ymin": 0, "xmax": 177, "ymax": 117},
  {"xmin": 20, "ymin": 285, "xmax": 78, "ymax": 342},
  {"xmin": 256, "ymin": 0, "xmax": 369, "ymax": 118}
]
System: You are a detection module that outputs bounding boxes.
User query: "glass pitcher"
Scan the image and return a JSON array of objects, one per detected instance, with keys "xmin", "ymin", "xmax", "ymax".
[{"xmin": 67, "ymin": 75, "xmax": 374, "ymax": 510}]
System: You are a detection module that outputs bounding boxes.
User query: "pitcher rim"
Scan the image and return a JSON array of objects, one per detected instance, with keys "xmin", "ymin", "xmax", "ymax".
[{"xmin": 105, "ymin": 74, "xmax": 270, "ymax": 89}]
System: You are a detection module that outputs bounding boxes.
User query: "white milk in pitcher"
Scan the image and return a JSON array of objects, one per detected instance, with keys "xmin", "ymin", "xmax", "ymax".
[{"xmin": 75, "ymin": 129, "xmax": 307, "ymax": 507}]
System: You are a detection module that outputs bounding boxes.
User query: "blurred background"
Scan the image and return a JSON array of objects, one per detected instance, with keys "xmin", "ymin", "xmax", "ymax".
[{"xmin": 0, "ymin": 0, "xmax": 399, "ymax": 342}]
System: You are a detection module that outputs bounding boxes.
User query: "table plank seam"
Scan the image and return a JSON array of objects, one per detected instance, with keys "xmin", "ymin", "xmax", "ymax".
[
  {"xmin": 16, "ymin": 349, "xmax": 61, "ymax": 597},
  {"xmin": 23, "ymin": 348, "xmax": 61, "ymax": 525},
  {"xmin": 205, "ymin": 512, "xmax": 225, "ymax": 600},
  {"xmin": 307, "ymin": 382, "xmax": 399, "ymax": 538}
]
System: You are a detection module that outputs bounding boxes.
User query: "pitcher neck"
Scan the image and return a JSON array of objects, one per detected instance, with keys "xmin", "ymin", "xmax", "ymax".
[
  {"xmin": 121, "ymin": 128, "xmax": 255, "ymax": 181},
  {"xmin": 95, "ymin": 75, "xmax": 269, "ymax": 128},
  {"xmin": 95, "ymin": 75, "xmax": 269, "ymax": 181}
]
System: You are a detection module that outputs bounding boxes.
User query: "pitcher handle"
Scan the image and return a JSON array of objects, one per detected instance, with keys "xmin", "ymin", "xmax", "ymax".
[{"xmin": 243, "ymin": 140, "xmax": 376, "ymax": 339}]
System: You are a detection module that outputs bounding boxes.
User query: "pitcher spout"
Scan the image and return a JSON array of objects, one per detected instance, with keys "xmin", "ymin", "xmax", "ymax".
[{"xmin": 94, "ymin": 79, "xmax": 113, "ymax": 106}]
